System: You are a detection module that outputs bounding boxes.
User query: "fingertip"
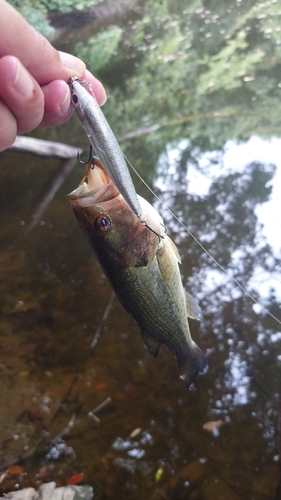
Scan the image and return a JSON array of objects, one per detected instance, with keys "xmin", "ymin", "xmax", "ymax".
[
  {"xmin": 0, "ymin": 101, "xmax": 17, "ymax": 153},
  {"xmin": 82, "ymin": 69, "xmax": 107, "ymax": 106},
  {"xmin": 59, "ymin": 51, "xmax": 86, "ymax": 78},
  {"xmin": 41, "ymin": 80, "xmax": 73, "ymax": 127}
]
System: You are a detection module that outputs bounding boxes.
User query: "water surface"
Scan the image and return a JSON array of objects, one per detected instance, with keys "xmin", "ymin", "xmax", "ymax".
[{"xmin": 0, "ymin": 1, "xmax": 281, "ymax": 498}]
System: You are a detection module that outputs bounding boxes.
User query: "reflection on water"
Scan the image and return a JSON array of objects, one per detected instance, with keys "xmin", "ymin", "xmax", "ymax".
[{"xmin": 1, "ymin": 0, "xmax": 281, "ymax": 498}]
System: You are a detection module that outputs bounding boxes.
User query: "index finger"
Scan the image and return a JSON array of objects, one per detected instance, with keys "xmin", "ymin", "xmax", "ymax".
[
  {"xmin": 0, "ymin": 0, "xmax": 104, "ymax": 99},
  {"xmin": 0, "ymin": 1, "xmax": 75, "ymax": 84}
]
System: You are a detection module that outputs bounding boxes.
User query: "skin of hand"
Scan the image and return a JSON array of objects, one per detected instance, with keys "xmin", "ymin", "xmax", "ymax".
[{"xmin": 0, "ymin": 0, "xmax": 106, "ymax": 153}]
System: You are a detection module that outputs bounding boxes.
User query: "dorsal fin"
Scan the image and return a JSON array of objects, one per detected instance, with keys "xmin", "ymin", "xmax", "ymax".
[{"xmin": 185, "ymin": 291, "xmax": 202, "ymax": 321}]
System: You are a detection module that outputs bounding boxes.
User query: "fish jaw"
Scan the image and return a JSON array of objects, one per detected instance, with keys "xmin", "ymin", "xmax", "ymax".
[{"xmin": 67, "ymin": 160, "xmax": 119, "ymax": 206}]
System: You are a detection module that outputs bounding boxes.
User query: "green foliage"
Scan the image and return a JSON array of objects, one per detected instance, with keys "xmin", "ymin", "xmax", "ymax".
[
  {"xmin": 9, "ymin": 0, "xmax": 54, "ymax": 37},
  {"xmin": 10, "ymin": 0, "xmax": 281, "ymax": 158},
  {"xmin": 75, "ymin": 26, "xmax": 123, "ymax": 73},
  {"xmin": 9, "ymin": 0, "xmax": 104, "ymax": 37},
  {"xmin": 10, "ymin": 0, "xmax": 103, "ymax": 14},
  {"xmin": 92, "ymin": 0, "xmax": 281, "ymax": 162},
  {"xmin": 251, "ymin": 1, "xmax": 281, "ymax": 43},
  {"xmin": 21, "ymin": 5, "xmax": 55, "ymax": 37},
  {"xmin": 198, "ymin": 31, "xmax": 265, "ymax": 94},
  {"xmin": 41, "ymin": 0, "xmax": 101, "ymax": 13}
]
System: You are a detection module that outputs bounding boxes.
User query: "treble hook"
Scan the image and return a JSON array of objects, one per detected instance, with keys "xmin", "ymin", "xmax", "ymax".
[
  {"xmin": 77, "ymin": 145, "xmax": 95, "ymax": 168},
  {"xmin": 77, "ymin": 146, "xmax": 98, "ymax": 186}
]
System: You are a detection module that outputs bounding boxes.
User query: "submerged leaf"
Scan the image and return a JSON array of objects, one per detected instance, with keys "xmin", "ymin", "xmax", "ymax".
[
  {"xmin": 67, "ymin": 473, "xmax": 86, "ymax": 485},
  {"xmin": 155, "ymin": 466, "xmax": 164, "ymax": 482},
  {"xmin": 8, "ymin": 465, "xmax": 24, "ymax": 475},
  {"xmin": 203, "ymin": 420, "xmax": 224, "ymax": 432}
]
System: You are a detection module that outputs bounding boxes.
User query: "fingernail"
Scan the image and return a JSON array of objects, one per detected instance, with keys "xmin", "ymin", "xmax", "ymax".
[
  {"xmin": 60, "ymin": 85, "xmax": 71, "ymax": 115},
  {"xmin": 59, "ymin": 51, "xmax": 86, "ymax": 77},
  {"xmin": 13, "ymin": 58, "xmax": 34, "ymax": 98}
]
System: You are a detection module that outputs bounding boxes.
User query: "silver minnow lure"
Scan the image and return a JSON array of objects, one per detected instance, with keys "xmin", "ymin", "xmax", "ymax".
[{"xmin": 69, "ymin": 77, "xmax": 142, "ymax": 218}]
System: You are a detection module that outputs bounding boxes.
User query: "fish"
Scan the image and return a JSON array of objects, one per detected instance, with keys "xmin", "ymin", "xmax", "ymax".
[
  {"xmin": 67, "ymin": 160, "xmax": 208, "ymax": 387},
  {"xmin": 69, "ymin": 77, "xmax": 142, "ymax": 218}
]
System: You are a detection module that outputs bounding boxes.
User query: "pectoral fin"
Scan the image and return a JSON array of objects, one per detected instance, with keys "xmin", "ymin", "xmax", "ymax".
[
  {"xmin": 185, "ymin": 290, "xmax": 202, "ymax": 321},
  {"xmin": 142, "ymin": 331, "xmax": 160, "ymax": 358},
  {"xmin": 156, "ymin": 236, "xmax": 181, "ymax": 282},
  {"xmin": 166, "ymin": 236, "xmax": 181, "ymax": 264}
]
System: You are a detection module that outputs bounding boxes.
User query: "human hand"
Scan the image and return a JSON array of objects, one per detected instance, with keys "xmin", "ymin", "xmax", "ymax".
[{"xmin": 0, "ymin": 0, "xmax": 106, "ymax": 153}]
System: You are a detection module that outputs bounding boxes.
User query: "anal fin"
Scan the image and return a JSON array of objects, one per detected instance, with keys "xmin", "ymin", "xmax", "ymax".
[
  {"xmin": 185, "ymin": 290, "xmax": 202, "ymax": 321},
  {"xmin": 142, "ymin": 331, "xmax": 161, "ymax": 358}
]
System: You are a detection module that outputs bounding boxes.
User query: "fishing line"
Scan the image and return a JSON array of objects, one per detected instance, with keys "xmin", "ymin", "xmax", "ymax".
[{"xmin": 125, "ymin": 157, "xmax": 281, "ymax": 326}]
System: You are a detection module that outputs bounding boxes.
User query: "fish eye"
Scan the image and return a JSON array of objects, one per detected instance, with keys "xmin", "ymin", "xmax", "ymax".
[{"xmin": 95, "ymin": 215, "xmax": 111, "ymax": 232}]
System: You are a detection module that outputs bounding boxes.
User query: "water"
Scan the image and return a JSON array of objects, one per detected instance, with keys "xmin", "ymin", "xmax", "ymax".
[{"xmin": 0, "ymin": 1, "xmax": 281, "ymax": 498}]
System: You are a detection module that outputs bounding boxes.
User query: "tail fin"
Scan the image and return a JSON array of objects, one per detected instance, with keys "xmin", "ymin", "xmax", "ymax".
[{"xmin": 179, "ymin": 343, "xmax": 208, "ymax": 387}]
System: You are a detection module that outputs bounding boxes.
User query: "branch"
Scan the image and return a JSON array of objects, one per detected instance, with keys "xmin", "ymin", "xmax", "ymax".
[
  {"xmin": 8, "ymin": 136, "xmax": 82, "ymax": 159},
  {"xmin": 0, "ymin": 398, "xmax": 111, "ymax": 473}
]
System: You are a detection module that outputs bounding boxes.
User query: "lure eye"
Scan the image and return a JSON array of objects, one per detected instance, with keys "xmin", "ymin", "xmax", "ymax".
[
  {"xmin": 95, "ymin": 215, "xmax": 111, "ymax": 232},
  {"xmin": 71, "ymin": 93, "xmax": 79, "ymax": 105}
]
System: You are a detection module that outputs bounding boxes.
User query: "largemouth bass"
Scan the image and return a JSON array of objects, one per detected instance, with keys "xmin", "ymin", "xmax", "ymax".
[{"xmin": 67, "ymin": 161, "xmax": 208, "ymax": 386}]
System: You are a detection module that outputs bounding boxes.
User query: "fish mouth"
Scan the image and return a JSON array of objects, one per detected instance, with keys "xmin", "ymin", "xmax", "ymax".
[{"xmin": 67, "ymin": 160, "xmax": 119, "ymax": 207}]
